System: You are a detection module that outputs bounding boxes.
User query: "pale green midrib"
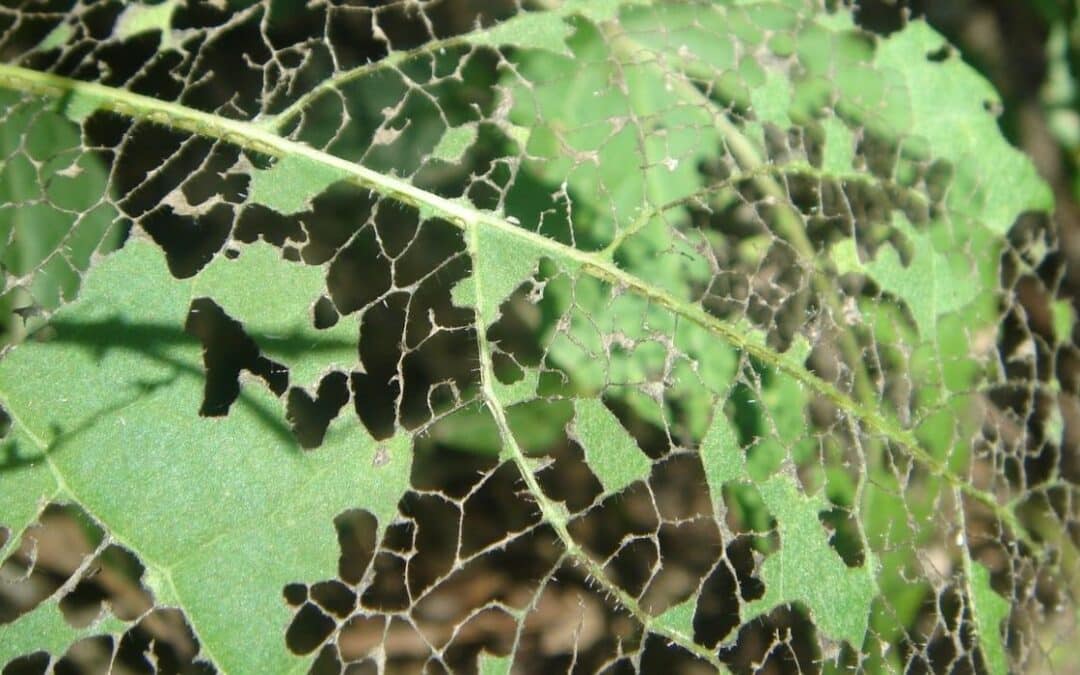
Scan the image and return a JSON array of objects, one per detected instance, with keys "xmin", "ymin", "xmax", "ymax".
[
  {"xmin": 465, "ymin": 222, "xmax": 729, "ymax": 672},
  {"xmin": 0, "ymin": 63, "xmax": 1031, "ymax": 548}
]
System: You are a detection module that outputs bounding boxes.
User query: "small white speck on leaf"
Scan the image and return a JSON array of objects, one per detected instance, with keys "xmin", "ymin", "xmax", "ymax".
[{"xmin": 373, "ymin": 445, "xmax": 390, "ymax": 467}]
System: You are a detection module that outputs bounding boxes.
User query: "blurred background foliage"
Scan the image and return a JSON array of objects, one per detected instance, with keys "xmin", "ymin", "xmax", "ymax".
[{"xmin": 867, "ymin": 0, "xmax": 1080, "ymax": 304}]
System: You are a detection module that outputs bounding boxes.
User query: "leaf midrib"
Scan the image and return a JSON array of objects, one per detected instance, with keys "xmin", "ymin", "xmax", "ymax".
[{"xmin": 0, "ymin": 61, "xmax": 1032, "ymax": 549}]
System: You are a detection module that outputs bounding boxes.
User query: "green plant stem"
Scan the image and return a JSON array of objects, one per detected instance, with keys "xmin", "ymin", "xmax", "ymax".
[
  {"xmin": 0, "ymin": 62, "xmax": 1037, "ymax": 554},
  {"xmin": 259, "ymin": 0, "xmax": 875, "ymax": 420},
  {"xmin": 466, "ymin": 218, "xmax": 728, "ymax": 670}
]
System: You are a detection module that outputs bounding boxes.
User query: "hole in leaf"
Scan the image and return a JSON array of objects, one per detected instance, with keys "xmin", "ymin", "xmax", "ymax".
[
  {"xmin": 97, "ymin": 34, "xmax": 165, "ymax": 88},
  {"xmin": 696, "ymin": 539, "xmax": 758, "ymax": 647},
  {"xmin": 310, "ymin": 580, "xmax": 356, "ymax": 619},
  {"xmin": 1, "ymin": 651, "xmax": 50, "ymax": 675},
  {"xmin": 536, "ymin": 434, "xmax": 604, "ymax": 513},
  {"xmin": 141, "ymin": 202, "xmax": 233, "ymax": 279},
  {"xmin": 58, "ymin": 570, "xmax": 110, "ymax": 629},
  {"xmin": 639, "ymin": 632, "xmax": 704, "ymax": 672},
  {"xmin": 326, "ymin": 225, "xmax": 392, "ymax": 316},
  {"xmin": 350, "ymin": 292, "xmax": 406, "ymax": 440},
  {"xmin": 926, "ymin": 44, "xmax": 952, "ymax": 62},
  {"xmin": 651, "ymin": 453, "xmax": 714, "ymax": 522},
  {"xmin": 818, "ymin": 506, "xmax": 866, "ymax": 568},
  {"xmin": 116, "ymin": 607, "xmax": 205, "ymax": 673},
  {"xmin": 605, "ymin": 538, "xmax": 658, "ymax": 598},
  {"xmin": 333, "ymin": 509, "xmax": 378, "ymax": 586},
  {"xmin": 851, "ymin": 0, "xmax": 910, "ymax": 35},
  {"xmin": 718, "ymin": 604, "xmax": 820, "ymax": 673},
  {"xmin": 855, "ymin": 131, "xmax": 899, "ymax": 180},
  {"xmin": 439, "ymin": 606, "xmax": 517, "ymax": 673},
  {"xmin": 109, "ymin": 124, "xmax": 191, "ymax": 218},
  {"xmin": 360, "ymin": 550, "xmax": 411, "ymax": 613},
  {"xmin": 286, "ymin": 371, "xmax": 350, "ymax": 449},
  {"xmin": 298, "ymin": 184, "xmax": 378, "ymax": 265},
  {"xmin": 181, "ymin": 143, "xmax": 247, "ymax": 208},
  {"xmin": 55, "ymin": 635, "xmax": 115, "ymax": 675},
  {"xmin": 283, "ymin": 583, "xmax": 308, "ymax": 607},
  {"xmin": 567, "ymin": 481, "xmax": 658, "ymax": 561},
  {"xmin": 642, "ymin": 519, "xmax": 724, "ymax": 612},
  {"xmin": 516, "ymin": 573, "xmax": 636, "ymax": 670},
  {"xmin": 601, "ymin": 395, "xmax": 670, "ymax": 460},
  {"xmin": 286, "ymin": 602, "xmax": 336, "ymax": 655},
  {"xmin": 185, "ymin": 297, "xmax": 289, "ymax": 416},
  {"xmin": 343, "ymin": 218, "xmax": 479, "ymax": 436},
  {"xmin": 460, "ymin": 461, "xmax": 544, "ymax": 556},
  {"xmin": 1, "ymin": 503, "xmax": 103, "ymax": 625},
  {"xmin": 313, "ymin": 295, "xmax": 339, "ymax": 329},
  {"xmin": 235, "ymin": 203, "xmax": 306, "ymax": 247},
  {"xmin": 401, "ymin": 492, "xmax": 460, "ymax": 595},
  {"xmin": 372, "ymin": 199, "xmax": 422, "ymax": 261},
  {"xmin": 170, "ymin": 12, "xmax": 269, "ymax": 118},
  {"xmin": 309, "ymin": 643, "xmax": 344, "ymax": 675},
  {"xmin": 924, "ymin": 159, "xmax": 954, "ymax": 204},
  {"xmin": 338, "ymin": 615, "xmax": 387, "ymax": 662}
]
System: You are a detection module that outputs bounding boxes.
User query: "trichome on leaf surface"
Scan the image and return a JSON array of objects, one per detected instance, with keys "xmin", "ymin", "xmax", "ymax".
[{"xmin": 0, "ymin": 1, "xmax": 1075, "ymax": 674}]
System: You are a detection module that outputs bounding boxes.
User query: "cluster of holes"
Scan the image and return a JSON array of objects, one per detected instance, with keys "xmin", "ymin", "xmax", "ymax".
[
  {"xmin": 278, "ymin": 401, "xmax": 893, "ymax": 673},
  {"xmin": 0, "ymin": 504, "xmax": 211, "ymax": 674},
  {"xmin": 0, "ymin": 1, "xmax": 1071, "ymax": 674}
]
